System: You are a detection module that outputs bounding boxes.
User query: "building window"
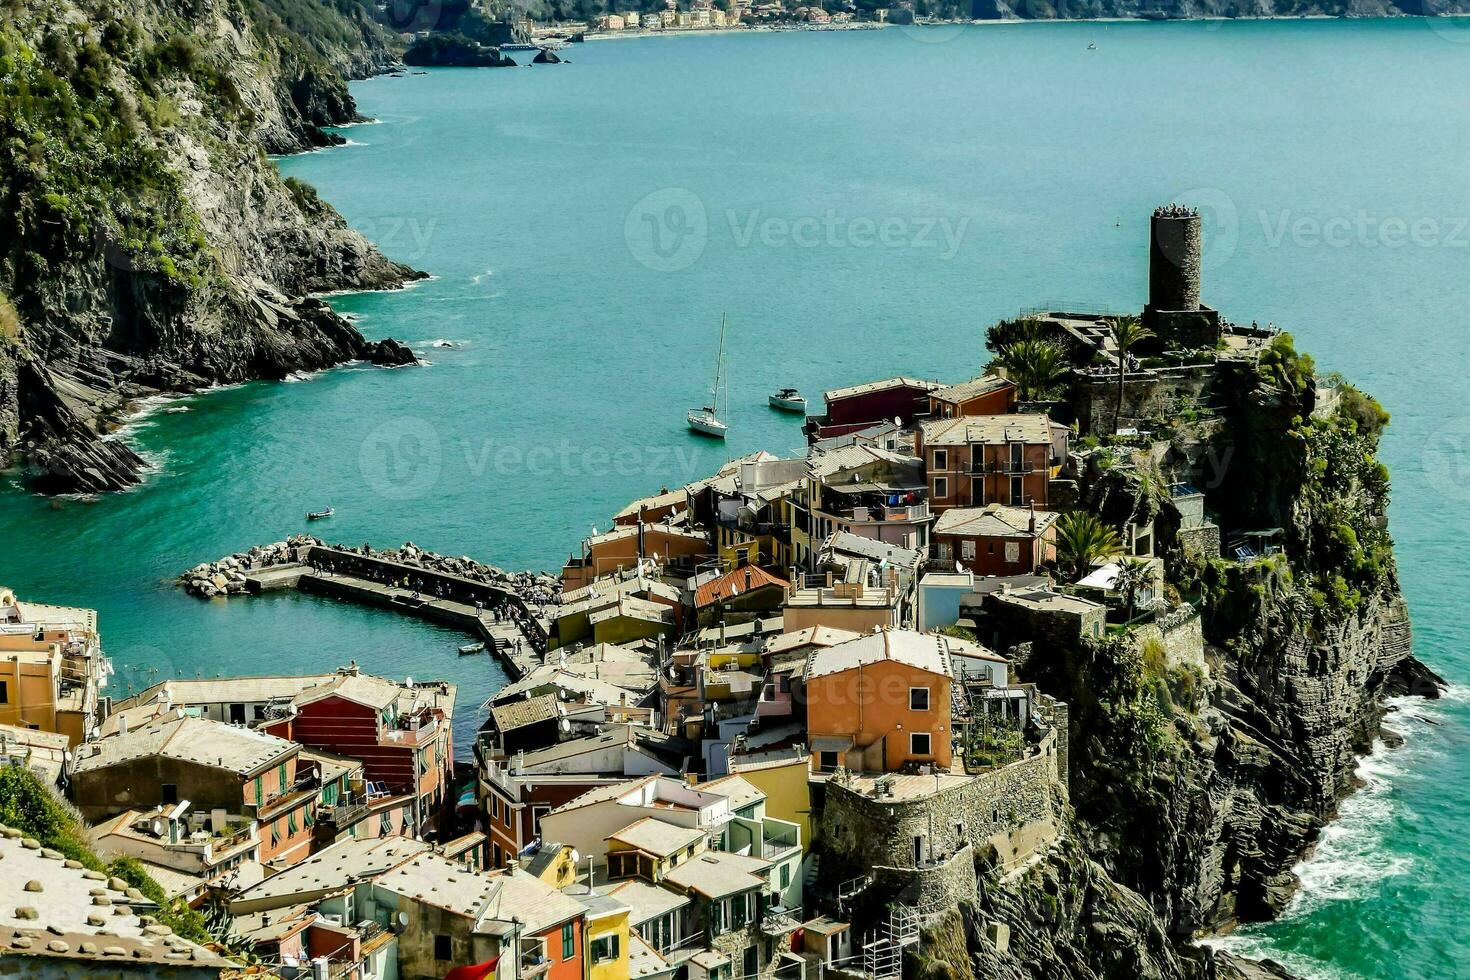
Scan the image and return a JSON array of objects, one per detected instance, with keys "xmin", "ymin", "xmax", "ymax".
[
  {"xmin": 780, "ymin": 863, "xmax": 790, "ymax": 889},
  {"xmin": 1010, "ymin": 475, "xmax": 1024, "ymax": 505},
  {"xmin": 591, "ymin": 934, "xmax": 619, "ymax": 963},
  {"xmin": 278, "ymin": 763, "xmax": 288, "ymax": 792},
  {"xmin": 434, "ymin": 934, "xmax": 452, "ymax": 961},
  {"xmin": 909, "ymin": 687, "xmax": 930, "ymax": 711},
  {"xmin": 161, "ymin": 783, "xmax": 178, "ymax": 805},
  {"xmin": 934, "ymin": 477, "xmax": 948, "ymax": 499},
  {"xmin": 932, "ymin": 449, "xmax": 947, "ymax": 470},
  {"xmin": 562, "ymin": 922, "xmax": 575, "ymax": 959},
  {"xmin": 911, "ymin": 732, "xmax": 932, "ymax": 756},
  {"xmin": 819, "ymin": 751, "xmax": 839, "ymax": 771},
  {"xmin": 0, "ymin": 681, "xmax": 8, "ymax": 704},
  {"xmin": 254, "ymin": 777, "xmax": 262, "ymax": 806},
  {"xmin": 961, "ymin": 539, "xmax": 976, "ymax": 561}
]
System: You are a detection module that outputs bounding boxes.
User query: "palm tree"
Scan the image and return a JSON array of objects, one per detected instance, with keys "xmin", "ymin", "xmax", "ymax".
[
  {"xmin": 990, "ymin": 337, "xmax": 1069, "ymax": 401},
  {"xmin": 1053, "ymin": 511, "xmax": 1122, "ymax": 583},
  {"xmin": 1107, "ymin": 315, "xmax": 1154, "ymax": 435},
  {"xmin": 1112, "ymin": 556, "xmax": 1154, "ymax": 621}
]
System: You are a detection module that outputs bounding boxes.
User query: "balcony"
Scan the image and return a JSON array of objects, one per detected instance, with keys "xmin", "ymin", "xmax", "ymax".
[
  {"xmin": 252, "ymin": 773, "xmax": 322, "ymax": 820},
  {"xmin": 845, "ymin": 501, "xmax": 929, "ymax": 524},
  {"xmin": 972, "ymin": 459, "xmax": 1036, "ymax": 476},
  {"xmin": 318, "ymin": 795, "xmax": 371, "ymax": 828}
]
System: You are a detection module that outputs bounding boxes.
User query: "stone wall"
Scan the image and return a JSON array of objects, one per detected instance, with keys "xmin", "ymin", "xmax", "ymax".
[
  {"xmin": 1136, "ymin": 605, "xmax": 1206, "ymax": 674},
  {"xmin": 818, "ymin": 732, "xmax": 1063, "ymax": 889},
  {"xmin": 1074, "ymin": 365, "xmax": 1215, "ymax": 437},
  {"xmin": 1178, "ymin": 522, "xmax": 1221, "ymax": 560},
  {"xmin": 871, "ymin": 843, "xmax": 978, "ymax": 911}
]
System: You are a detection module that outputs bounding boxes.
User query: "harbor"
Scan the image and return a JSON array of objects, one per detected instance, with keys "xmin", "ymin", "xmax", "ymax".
[{"xmin": 179, "ymin": 537, "xmax": 554, "ymax": 680}]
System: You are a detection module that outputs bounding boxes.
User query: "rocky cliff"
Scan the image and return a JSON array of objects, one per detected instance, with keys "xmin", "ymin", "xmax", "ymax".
[
  {"xmin": 0, "ymin": 0, "xmax": 422, "ymax": 493},
  {"xmin": 922, "ymin": 333, "xmax": 1442, "ymax": 980}
]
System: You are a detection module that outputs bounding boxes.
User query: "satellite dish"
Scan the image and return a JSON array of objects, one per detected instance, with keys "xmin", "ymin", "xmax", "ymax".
[
  {"xmin": 398, "ymin": 912, "xmax": 409, "ymax": 927},
  {"xmin": 570, "ymin": 849, "xmax": 581, "ymax": 864},
  {"xmin": 894, "ymin": 416, "xmax": 901, "ymax": 427}
]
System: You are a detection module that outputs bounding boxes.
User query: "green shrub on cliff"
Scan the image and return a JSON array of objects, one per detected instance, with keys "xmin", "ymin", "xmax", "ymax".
[{"xmin": 0, "ymin": 291, "xmax": 20, "ymax": 343}]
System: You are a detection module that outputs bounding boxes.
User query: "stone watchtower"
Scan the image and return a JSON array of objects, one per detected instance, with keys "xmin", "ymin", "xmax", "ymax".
[{"xmin": 1142, "ymin": 205, "xmax": 1220, "ymax": 348}]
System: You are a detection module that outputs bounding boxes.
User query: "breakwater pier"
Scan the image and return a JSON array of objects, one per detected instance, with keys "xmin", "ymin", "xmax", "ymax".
[{"xmin": 178, "ymin": 537, "xmax": 558, "ymax": 679}]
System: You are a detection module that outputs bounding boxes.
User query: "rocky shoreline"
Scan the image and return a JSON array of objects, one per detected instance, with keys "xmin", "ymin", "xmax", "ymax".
[{"xmin": 0, "ymin": 0, "xmax": 426, "ymax": 495}]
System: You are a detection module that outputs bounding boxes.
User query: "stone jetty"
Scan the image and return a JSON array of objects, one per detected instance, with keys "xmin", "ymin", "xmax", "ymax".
[{"xmin": 177, "ymin": 536, "xmax": 557, "ymax": 678}]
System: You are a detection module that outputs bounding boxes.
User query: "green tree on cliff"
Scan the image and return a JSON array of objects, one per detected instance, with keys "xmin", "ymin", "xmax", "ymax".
[
  {"xmin": 1054, "ymin": 511, "xmax": 1122, "ymax": 583},
  {"xmin": 1108, "ymin": 315, "xmax": 1154, "ymax": 434},
  {"xmin": 990, "ymin": 335, "xmax": 1069, "ymax": 401}
]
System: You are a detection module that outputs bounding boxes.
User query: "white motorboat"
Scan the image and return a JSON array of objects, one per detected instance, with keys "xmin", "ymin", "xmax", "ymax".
[
  {"xmin": 768, "ymin": 387, "xmax": 806, "ymax": 413},
  {"xmin": 688, "ymin": 314, "xmax": 730, "ymax": 439}
]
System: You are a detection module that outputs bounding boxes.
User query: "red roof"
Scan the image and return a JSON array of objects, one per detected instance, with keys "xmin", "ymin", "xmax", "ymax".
[{"xmin": 695, "ymin": 566, "xmax": 790, "ymax": 610}]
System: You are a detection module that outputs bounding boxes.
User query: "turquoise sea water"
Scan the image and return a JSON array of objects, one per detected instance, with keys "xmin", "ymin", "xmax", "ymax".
[{"xmin": 2, "ymin": 18, "xmax": 1469, "ymax": 976}]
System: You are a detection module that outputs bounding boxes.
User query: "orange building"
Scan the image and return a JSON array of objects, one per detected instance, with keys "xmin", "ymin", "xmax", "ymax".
[
  {"xmin": 927, "ymin": 375, "xmax": 1018, "ymax": 419},
  {"xmin": 0, "ymin": 587, "xmax": 107, "ymax": 746},
  {"xmin": 803, "ymin": 629, "xmax": 954, "ymax": 774},
  {"xmin": 917, "ymin": 415, "xmax": 1069, "ymax": 514},
  {"xmin": 562, "ymin": 523, "xmax": 710, "ymax": 590}
]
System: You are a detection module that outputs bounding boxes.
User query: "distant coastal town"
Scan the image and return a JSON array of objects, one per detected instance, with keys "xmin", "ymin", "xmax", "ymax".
[{"xmin": 0, "ymin": 208, "xmax": 1417, "ymax": 980}]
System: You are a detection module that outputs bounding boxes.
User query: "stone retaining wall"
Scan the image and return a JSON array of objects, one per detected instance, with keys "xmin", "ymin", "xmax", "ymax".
[{"xmin": 818, "ymin": 731, "xmax": 1063, "ymax": 890}]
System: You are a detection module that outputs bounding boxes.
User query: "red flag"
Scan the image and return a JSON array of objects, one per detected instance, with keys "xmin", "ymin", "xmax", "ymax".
[{"xmin": 444, "ymin": 956, "xmax": 500, "ymax": 980}]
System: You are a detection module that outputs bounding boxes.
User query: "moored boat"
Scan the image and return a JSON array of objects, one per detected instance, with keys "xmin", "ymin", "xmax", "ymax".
[
  {"xmin": 458, "ymin": 642, "xmax": 486, "ymax": 656},
  {"xmin": 688, "ymin": 314, "xmax": 730, "ymax": 439},
  {"xmin": 307, "ymin": 507, "xmax": 334, "ymax": 521},
  {"xmin": 768, "ymin": 387, "xmax": 806, "ymax": 413}
]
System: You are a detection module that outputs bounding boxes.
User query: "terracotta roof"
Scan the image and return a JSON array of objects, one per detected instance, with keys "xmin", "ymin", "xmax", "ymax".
[
  {"xmin": 695, "ymin": 566, "xmax": 789, "ymax": 610},
  {"xmin": 919, "ymin": 413, "xmax": 1065, "ymax": 447},
  {"xmin": 930, "ymin": 374, "xmax": 1014, "ymax": 405},
  {"xmin": 824, "ymin": 376, "xmax": 942, "ymax": 403},
  {"xmin": 932, "ymin": 504, "xmax": 1059, "ymax": 539},
  {"xmin": 489, "ymin": 694, "xmax": 561, "ymax": 732},
  {"xmin": 805, "ymin": 628, "xmax": 955, "ymax": 682}
]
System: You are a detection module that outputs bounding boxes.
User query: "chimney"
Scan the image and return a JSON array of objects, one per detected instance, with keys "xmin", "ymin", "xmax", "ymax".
[{"xmin": 1028, "ymin": 500, "xmax": 1036, "ymax": 534}]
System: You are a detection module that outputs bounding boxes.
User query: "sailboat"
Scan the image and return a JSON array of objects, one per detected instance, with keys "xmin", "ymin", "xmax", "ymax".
[{"xmin": 687, "ymin": 314, "xmax": 729, "ymax": 439}]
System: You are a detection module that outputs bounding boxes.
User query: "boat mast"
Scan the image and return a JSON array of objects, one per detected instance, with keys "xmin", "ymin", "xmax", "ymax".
[{"xmin": 712, "ymin": 313, "xmax": 727, "ymax": 419}]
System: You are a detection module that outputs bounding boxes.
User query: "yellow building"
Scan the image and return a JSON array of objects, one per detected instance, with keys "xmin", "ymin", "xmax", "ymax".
[
  {"xmin": 584, "ymin": 897, "xmax": 631, "ymax": 980},
  {"xmin": 0, "ymin": 587, "xmax": 107, "ymax": 746},
  {"xmin": 726, "ymin": 755, "xmax": 813, "ymax": 853}
]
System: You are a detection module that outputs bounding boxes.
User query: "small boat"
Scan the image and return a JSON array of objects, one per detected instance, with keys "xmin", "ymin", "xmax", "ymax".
[
  {"xmin": 768, "ymin": 387, "xmax": 806, "ymax": 413},
  {"xmin": 458, "ymin": 642, "xmax": 486, "ymax": 656},
  {"xmin": 307, "ymin": 507, "xmax": 334, "ymax": 521},
  {"xmin": 1088, "ymin": 41, "xmax": 1097, "ymax": 49},
  {"xmin": 688, "ymin": 314, "xmax": 730, "ymax": 439}
]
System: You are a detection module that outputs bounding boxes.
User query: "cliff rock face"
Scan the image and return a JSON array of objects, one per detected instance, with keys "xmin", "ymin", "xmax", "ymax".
[
  {"xmin": 0, "ymin": 0, "xmax": 421, "ymax": 493},
  {"xmin": 942, "ymin": 336, "xmax": 1439, "ymax": 980}
]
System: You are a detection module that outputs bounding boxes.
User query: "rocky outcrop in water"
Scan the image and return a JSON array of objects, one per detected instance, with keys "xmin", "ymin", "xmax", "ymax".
[
  {"xmin": 404, "ymin": 34, "xmax": 516, "ymax": 67},
  {"xmin": 0, "ymin": 0, "xmax": 424, "ymax": 493}
]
